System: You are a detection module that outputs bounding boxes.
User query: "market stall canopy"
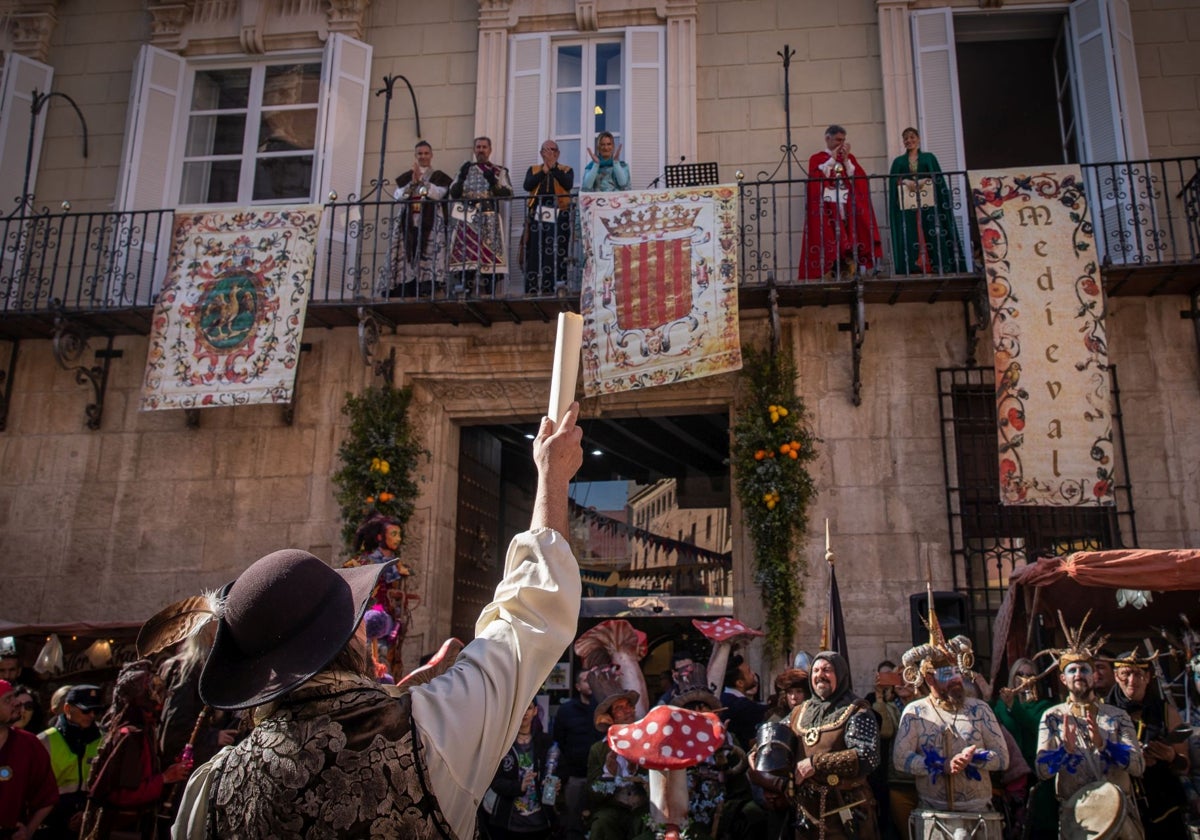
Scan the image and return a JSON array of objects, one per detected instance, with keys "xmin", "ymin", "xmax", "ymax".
[{"xmin": 989, "ymin": 548, "xmax": 1200, "ymax": 687}]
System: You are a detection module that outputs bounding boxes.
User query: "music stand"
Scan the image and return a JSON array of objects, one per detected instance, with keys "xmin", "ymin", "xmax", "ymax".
[{"xmin": 664, "ymin": 161, "xmax": 720, "ymax": 188}]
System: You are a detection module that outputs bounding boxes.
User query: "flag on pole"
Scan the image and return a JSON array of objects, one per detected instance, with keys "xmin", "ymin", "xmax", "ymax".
[{"xmin": 820, "ymin": 519, "xmax": 849, "ymax": 667}]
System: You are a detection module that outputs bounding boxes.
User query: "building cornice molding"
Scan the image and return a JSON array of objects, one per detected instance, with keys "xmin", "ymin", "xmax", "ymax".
[
  {"xmin": 5, "ymin": 0, "xmax": 59, "ymax": 62},
  {"xmin": 146, "ymin": 0, "xmax": 369, "ymax": 55}
]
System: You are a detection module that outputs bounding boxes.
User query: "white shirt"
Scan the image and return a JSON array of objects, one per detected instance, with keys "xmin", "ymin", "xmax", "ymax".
[{"xmin": 173, "ymin": 527, "xmax": 580, "ymax": 840}]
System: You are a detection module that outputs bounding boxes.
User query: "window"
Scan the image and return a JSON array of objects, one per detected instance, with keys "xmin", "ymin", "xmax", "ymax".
[
  {"xmin": 506, "ymin": 28, "xmax": 662, "ymax": 189},
  {"xmin": 937, "ymin": 366, "xmax": 1135, "ymax": 673},
  {"xmin": 111, "ymin": 36, "xmax": 371, "ymax": 303},
  {"xmin": 180, "ymin": 61, "xmax": 322, "ymax": 205},
  {"xmin": 551, "ymin": 41, "xmax": 623, "ymax": 174}
]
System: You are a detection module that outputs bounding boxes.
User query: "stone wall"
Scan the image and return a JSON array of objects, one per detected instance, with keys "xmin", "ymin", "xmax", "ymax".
[{"xmin": 1131, "ymin": 0, "xmax": 1200, "ymax": 158}]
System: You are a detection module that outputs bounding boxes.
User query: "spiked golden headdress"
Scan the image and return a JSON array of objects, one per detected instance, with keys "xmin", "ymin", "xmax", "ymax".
[
  {"xmin": 1034, "ymin": 610, "xmax": 1109, "ymax": 673},
  {"xmin": 900, "ymin": 584, "xmax": 975, "ymax": 687}
]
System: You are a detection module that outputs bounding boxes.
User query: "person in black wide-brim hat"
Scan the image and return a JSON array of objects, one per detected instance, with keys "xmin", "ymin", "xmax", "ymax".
[{"xmin": 172, "ymin": 403, "xmax": 586, "ymax": 840}]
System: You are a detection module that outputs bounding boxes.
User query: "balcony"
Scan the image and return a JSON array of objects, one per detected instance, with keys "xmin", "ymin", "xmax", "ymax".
[{"xmin": 1, "ymin": 157, "xmax": 1198, "ymax": 342}]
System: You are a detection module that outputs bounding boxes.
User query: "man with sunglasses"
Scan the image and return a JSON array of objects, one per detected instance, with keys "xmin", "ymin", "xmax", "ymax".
[
  {"xmin": 894, "ymin": 635, "xmax": 1009, "ymax": 814},
  {"xmin": 36, "ymin": 684, "xmax": 103, "ymax": 834}
]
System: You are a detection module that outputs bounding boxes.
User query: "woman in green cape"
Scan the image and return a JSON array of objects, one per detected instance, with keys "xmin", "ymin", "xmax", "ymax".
[{"xmin": 888, "ymin": 127, "xmax": 966, "ymax": 274}]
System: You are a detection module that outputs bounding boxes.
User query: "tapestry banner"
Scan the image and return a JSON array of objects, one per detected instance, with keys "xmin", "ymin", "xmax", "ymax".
[
  {"xmin": 579, "ymin": 185, "xmax": 741, "ymax": 397},
  {"xmin": 969, "ymin": 167, "xmax": 1113, "ymax": 506},
  {"xmin": 140, "ymin": 206, "xmax": 322, "ymax": 411}
]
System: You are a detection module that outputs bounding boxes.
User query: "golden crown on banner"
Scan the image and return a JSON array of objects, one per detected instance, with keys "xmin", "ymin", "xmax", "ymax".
[{"xmin": 600, "ymin": 204, "xmax": 701, "ymax": 239}]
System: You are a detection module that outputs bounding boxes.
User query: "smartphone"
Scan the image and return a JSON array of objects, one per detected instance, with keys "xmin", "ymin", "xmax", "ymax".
[{"xmin": 1159, "ymin": 725, "xmax": 1193, "ymax": 744}]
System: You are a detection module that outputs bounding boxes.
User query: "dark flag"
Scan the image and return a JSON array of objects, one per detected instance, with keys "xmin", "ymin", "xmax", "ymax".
[{"xmin": 820, "ymin": 519, "xmax": 849, "ymax": 669}]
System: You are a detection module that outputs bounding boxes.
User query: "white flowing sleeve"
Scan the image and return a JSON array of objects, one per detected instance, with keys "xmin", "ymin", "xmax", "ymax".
[
  {"xmin": 410, "ymin": 527, "xmax": 580, "ymax": 840},
  {"xmin": 171, "ymin": 750, "xmax": 227, "ymax": 840}
]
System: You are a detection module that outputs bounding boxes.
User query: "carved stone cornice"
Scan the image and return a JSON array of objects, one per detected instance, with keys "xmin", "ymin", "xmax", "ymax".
[
  {"xmin": 145, "ymin": 0, "xmax": 367, "ymax": 56},
  {"xmin": 6, "ymin": 0, "xmax": 59, "ymax": 62},
  {"xmin": 147, "ymin": 0, "xmax": 192, "ymax": 50},
  {"xmin": 327, "ymin": 0, "xmax": 369, "ymax": 39},
  {"xmin": 575, "ymin": 0, "xmax": 597, "ymax": 31}
]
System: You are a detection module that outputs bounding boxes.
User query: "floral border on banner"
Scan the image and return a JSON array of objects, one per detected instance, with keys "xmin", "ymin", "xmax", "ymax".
[
  {"xmin": 140, "ymin": 206, "xmax": 321, "ymax": 410},
  {"xmin": 578, "ymin": 185, "xmax": 742, "ymax": 397},
  {"xmin": 970, "ymin": 168, "xmax": 1114, "ymax": 506}
]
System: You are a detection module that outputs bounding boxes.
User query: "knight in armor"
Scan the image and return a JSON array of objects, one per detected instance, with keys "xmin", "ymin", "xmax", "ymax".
[
  {"xmin": 893, "ymin": 632, "xmax": 1009, "ymax": 814},
  {"xmin": 1035, "ymin": 612, "xmax": 1145, "ymax": 839},
  {"xmin": 750, "ymin": 650, "xmax": 880, "ymax": 839}
]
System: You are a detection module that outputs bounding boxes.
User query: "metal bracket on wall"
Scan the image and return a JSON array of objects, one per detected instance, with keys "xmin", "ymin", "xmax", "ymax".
[
  {"xmin": 964, "ymin": 279, "xmax": 991, "ymax": 367},
  {"xmin": 837, "ymin": 276, "xmax": 868, "ymax": 406},
  {"xmin": 1182, "ymin": 289, "xmax": 1200, "ymax": 389},
  {"xmin": 52, "ymin": 309, "xmax": 121, "ymax": 430},
  {"xmin": 282, "ymin": 342, "xmax": 313, "ymax": 426},
  {"xmin": 357, "ymin": 306, "xmax": 396, "ymax": 382},
  {"xmin": 0, "ymin": 339, "xmax": 17, "ymax": 431}
]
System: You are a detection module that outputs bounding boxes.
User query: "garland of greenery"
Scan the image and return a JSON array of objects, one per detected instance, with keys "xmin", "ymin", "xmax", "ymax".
[
  {"xmin": 332, "ymin": 385, "xmax": 427, "ymax": 551},
  {"xmin": 731, "ymin": 345, "xmax": 819, "ymax": 662}
]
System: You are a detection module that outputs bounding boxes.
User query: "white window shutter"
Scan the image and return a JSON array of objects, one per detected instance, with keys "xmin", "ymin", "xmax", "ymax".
[
  {"xmin": 1104, "ymin": 0, "xmax": 1147, "ymax": 159},
  {"xmin": 315, "ymin": 33, "xmax": 372, "ymax": 203},
  {"xmin": 109, "ymin": 45, "xmax": 184, "ymax": 305},
  {"xmin": 1069, "ymin": 0, "xmax": 1124, "ymax": 164},
  {"xmin": 1069, "ymin": 0, "xmax": 1151, "ymax": 264},
  {"xmin": 115, "ymin": 46, "xmax": 185, "ymax": 212},
  {"xmin": 0, "ymin": 53, "xmax": 54, "ymax": 212},
  {"xmin": 505, "ymin": 33, "xmax": 548, "ymax": 278},
  {"xmin": 314, "ymin": 33, "xmax": 372, "ymax": 299},
  {"xmin": 910, "ymin": 9, "xmax": 971, "ymax": 270},
  {"xmin": 625, "ymin": 27, "xmax": 664, "ymax": 189}
]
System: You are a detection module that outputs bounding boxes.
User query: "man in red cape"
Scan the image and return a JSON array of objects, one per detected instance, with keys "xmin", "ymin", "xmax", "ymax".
[{"xmin": 799, "ymin": 125, "xmax": 882, "ymax": 279}]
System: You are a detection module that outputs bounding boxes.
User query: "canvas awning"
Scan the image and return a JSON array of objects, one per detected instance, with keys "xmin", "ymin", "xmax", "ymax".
[{"xmin": 989, "ymin": 548, "xmax": 1200, "ymax": 687}]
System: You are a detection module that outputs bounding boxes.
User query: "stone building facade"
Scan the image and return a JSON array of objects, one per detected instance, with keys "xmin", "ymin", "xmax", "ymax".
[{"xmin": 0, "ymin": 0, "xmax": 1197, "ymax": 686}]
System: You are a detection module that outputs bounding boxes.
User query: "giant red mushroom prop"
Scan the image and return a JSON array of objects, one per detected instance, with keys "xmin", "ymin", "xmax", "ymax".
[
  {"xmin": 693, "ymin": 617, "xmax": 764, "ymax": 693},
  {"xmin": 576, "ymin": 619, "xmax": 650, "ymax": 716},
  {"xmin": 607, "ymin": 705, "xmax": 725, "ymax": 839}
]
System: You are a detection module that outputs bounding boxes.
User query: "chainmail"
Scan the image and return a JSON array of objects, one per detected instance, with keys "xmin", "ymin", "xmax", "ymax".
[{"xmin": 843, "ymin": 707, "xmax": 880, "ymax": 773}]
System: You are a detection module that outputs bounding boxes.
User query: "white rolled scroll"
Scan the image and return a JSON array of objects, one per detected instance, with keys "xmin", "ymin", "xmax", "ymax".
[{"xmin": 548, "ymin": 312, "xmax": 583, "ymax": 424}]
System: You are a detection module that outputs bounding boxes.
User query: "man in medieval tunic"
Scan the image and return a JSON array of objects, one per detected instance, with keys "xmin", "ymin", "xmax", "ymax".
[
  {"xmin": 448, "ymin": 136, "xmax": 512, "ymax": 295},
  {"xmin": 798, "ymin": 125, "xmax": 882, "ymax": 280},
  {"xmin": 751, "ymin": 651, "xmax": 880, "ymax": 839},
  {"xmin": 172, "ymin": 403, "xmax": 585, "ymax": 840},
  {"xmin": 390, "ymin": 140, "xmax": 453, "ymax": 297},
  {"xmin": 1036, "ymin": 614, "xmax": 1144, "ymax": 838},
  {"xmin": 893, "ymin": 634, "xmax": 1009, "ymax": 814}
]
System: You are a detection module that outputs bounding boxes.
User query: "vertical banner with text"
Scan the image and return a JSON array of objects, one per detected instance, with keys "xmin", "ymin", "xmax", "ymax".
[{"xmin": 969, "ymin": 167, "xmax": 1114, "ymax": 506}]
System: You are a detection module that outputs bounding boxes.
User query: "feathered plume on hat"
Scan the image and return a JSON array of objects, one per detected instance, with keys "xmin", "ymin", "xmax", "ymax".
[
  {"xmin": 136, "ymin": 591, "xmax": 225, "ymax": 658},
  {"xmin": 1024, "ymin": 610, "xmax": 1110, "ymax": 685},
  {"xmin": 900, "ymin": 576, "xmax": 975, "ymax": 687}
]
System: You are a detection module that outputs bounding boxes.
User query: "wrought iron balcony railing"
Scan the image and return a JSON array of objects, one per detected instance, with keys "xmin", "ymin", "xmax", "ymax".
[{"xmin": 1, "ymin": 157, "xmax": 1197, "ymax": 326}]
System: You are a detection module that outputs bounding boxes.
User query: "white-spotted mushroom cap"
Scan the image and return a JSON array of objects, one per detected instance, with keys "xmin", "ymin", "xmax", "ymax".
[
  {"xmin": 606, "ymin": 705, "xmax": 725, "ymax": 771},
  {"xmin": 575, "ymin": 619, "xmax": 648, "ymax": 668},
  {"xmin": 692, "ymin": 617, "xmax": 765, "ymax": 643}
]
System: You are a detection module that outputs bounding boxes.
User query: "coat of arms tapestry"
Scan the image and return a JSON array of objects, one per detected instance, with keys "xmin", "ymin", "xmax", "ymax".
[
  {"xmin": 140, "ymin": 206, "xmax": 322, "ymax": 411},
  {"xmin": 578, "ymin": 185, "xmax": 742, "ymax": 397}
]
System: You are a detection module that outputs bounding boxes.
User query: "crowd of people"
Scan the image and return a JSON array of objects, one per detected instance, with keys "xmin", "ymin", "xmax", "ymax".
[
  {"xmin": 2, "ymin": 402, "xmax": 1196, "ymax": 840},
  {"xmin": 385, "ymin": 124, "xmax": 965, "ymax": 299}
]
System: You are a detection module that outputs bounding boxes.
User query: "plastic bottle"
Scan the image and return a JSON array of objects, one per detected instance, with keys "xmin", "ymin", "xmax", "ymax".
[{"xmin": 541, "ymin": 742, "xmax": 561, "ymax": 806}]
